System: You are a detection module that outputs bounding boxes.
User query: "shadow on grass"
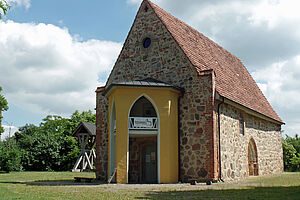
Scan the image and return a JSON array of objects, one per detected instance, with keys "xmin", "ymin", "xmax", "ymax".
[
  {"xmin": 0, "ymin": 180, "xmax": 105, "ymax": 186},
  {"xmin": 135, "ymin": 186, "xmax": 300, "ymax": 200}
]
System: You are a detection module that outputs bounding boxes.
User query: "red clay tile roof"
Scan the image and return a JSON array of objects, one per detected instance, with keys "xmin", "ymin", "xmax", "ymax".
[{"xmin": 146, "ymin": 0, "xmax": 283, "ymax": 123}]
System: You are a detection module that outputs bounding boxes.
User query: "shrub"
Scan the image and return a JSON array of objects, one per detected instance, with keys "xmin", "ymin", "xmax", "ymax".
[
  {"xmin": 0, "ymin": 138, "xmax": 22, "ymax": 172},
  {"xmin": 283, "ymin": 135, "xmax": 300, "ymax": 172}
]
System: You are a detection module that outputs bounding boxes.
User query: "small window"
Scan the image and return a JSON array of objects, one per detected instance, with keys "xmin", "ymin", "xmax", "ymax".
[
  {"xmin": 144, "ymin": 6, "xmax": 149, "ymax": 12},
  {"xmin": 239, "ymin": 112, "xmax": 245, "ymax": 135},
  {"xmin": 143, "ymin": 37, "xmax": 151, "ymax": 48}
]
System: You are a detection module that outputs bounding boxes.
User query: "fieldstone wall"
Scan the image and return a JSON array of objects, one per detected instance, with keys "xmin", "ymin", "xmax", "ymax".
[
  {"xmin": 96, "ymin": 0, "xmax": 216, "ymax": 183},
  {"xmin": 219, "ymin": 103, "xmax": 283, "ymax": 180},
  {"xmin": 95, "ymin": 89, "xmax": 109, "ymax": 181},
  {"xmin": 179, "ymin": 72, "xmax": 216, "ymax": 182}
]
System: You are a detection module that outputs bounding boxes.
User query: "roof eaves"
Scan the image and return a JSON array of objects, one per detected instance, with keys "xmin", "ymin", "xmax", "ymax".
[
  {"xmin": 103, "ymin": 82, "xmax": 184, "ymax": 97},
  {"xmin": 216, "ymin": 94, "xmax": 284, "ymax": 125},
  {"xmin": 82, "ymin": 122, "xmax": 96, "ymax": 136},
  {"xmin": 95, "ymin": 86, "xmax": 105, "ymax": 93},
  {"xmin": 72, "ymin": 122, "xmax": 96, "ymax": 136},
  {"xmin": 148, "ymin": 0, "xmax": 283, "ymax": 124}
]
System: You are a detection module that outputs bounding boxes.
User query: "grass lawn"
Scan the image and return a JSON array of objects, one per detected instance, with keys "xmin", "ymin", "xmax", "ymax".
[{"xmin": 0, "ymin": 172, "xmax": 299, "ymax": 199}]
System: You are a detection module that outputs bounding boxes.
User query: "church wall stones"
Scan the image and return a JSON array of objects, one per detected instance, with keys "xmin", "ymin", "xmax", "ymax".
[{"xmin": 219, "ymin": 103, "xmax": 283, "ymax": 180}]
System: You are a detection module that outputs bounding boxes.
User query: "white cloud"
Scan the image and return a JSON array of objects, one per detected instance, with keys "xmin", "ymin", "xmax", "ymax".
[
  {"xmin": 252, "ymin": 57, "xmax": 300, "ymax": 137},
  {"xmin": 1, "ymin": 125, "xmax": 18, "ymax": 140},
  {"xmin": 0, "ymin": 20, "xmax": 122, "ymax": 116},
  {"xmin": 7, "ymin": 0, "xmax": 30, "ymax": 9},
  {"xmin": 249, "ymin": 0, "xmax": 300, "ymax": 29}
]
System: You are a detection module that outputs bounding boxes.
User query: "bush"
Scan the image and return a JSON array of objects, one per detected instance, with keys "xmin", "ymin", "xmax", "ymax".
[
  {"xmin": 283, "ymin": 134, "xmax": 300, "ymax": 172},
  {"xmin": 11, "ymin": 110, "xmax": 94, "ymax": 171},
  {"xmin": 0, "ymin": 138, "xmax": 22, "ymax": 172}
]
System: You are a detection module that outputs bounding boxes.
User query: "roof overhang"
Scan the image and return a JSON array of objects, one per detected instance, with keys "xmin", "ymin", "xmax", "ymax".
[
  {"xmin": 215, "ymin": 92, "xmax": 285, "ymax": 125},
  {"xmin": 72, "ymin": 122, "xmax": 96, "ymax": 137},
  {"xmin": 102, "ymin": 79, "xmax": 184, "ymax": 97}
]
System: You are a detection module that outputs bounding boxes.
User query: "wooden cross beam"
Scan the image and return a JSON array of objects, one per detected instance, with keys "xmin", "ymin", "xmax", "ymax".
[{"xmin": 72, "ymin": 133, "xmax": 96, "ymax": 172}]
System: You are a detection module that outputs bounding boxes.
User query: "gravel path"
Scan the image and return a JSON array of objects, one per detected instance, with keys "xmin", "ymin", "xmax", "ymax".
[{"xmin": 28, "ymin": 178, "xmax": 256, "ymax": 191}]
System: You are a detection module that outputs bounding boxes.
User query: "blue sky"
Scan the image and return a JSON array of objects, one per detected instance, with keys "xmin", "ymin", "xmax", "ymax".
[
  {"xmin": 7, "ymin": 0, "xmax": 138, "ymax": 41},
  {"xmin": 1, "ymin": 0, "xmax": 300, "ymax": 139},
  {"xmin": 2, "ymin": 0, "xmax": 140, "ymax": 128}
]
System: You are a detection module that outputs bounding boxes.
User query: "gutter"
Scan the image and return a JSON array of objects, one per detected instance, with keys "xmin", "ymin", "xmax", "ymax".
[{"xmin": 218, "ymin": 97, "xmax": 225, "ymax": 182}]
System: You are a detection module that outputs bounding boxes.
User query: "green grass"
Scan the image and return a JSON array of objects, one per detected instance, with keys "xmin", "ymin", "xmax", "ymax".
[{"xmin": 0, "ymin": 172, "xmax": 300, "ymax": 199}]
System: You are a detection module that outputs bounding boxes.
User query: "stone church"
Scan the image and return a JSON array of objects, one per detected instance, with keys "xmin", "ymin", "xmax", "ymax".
[{"xmin": 95, "ymin": 0, "xmax": 284, "ymax": 184}]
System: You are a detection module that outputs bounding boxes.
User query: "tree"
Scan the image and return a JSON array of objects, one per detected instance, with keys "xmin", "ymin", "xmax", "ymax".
[
  {"xmin": 0, "ymin": 137, "xmax": 22, "ymax": 172},
  {"xmin": 14, "ymin": 123, "xmax": 62, "ymax": 171},
  {"xmin": 68, "ymin": 110, "xmax": 96, "ymax": 134},
  {"xmin": 0, "ymin": 0, "xmax": 10, "ymax": 19},
  {"xmin": 12, "ymin": 110, "xmax": 95, "ymax": 171},
  {"xmin": 283, "ymin": 135, "xmax": 300, "ymax": 171},
  {"xmin": 0, "ymin": 86, "xmax": 8, "ymax": 135}
]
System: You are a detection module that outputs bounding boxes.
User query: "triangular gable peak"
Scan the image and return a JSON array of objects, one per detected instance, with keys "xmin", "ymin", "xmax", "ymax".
[
  {"xmin": 105, "ymin": 0, "xmax": 200, "ymax": 88},
  {"xmin": 72, "ymin": 121, "xmax": 96, "ymax": 137},
  {"xmin": 146, "ymin": 0, "xmax": 282, "ymax": 123}
]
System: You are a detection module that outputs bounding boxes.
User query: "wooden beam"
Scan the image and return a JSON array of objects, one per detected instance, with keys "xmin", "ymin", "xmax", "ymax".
[
  {"xmin": 73, "ymin": 153, "xmax": 83, "ymax": 171},
  {"xmin": 72, "ymin": 134, "xmax": 96, "ymax": 172}
]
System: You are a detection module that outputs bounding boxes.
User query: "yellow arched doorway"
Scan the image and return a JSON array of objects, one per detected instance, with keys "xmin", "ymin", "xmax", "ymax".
[{"xmin": 104, "ymin": 78, "xmax": 182, "ymax": 183}]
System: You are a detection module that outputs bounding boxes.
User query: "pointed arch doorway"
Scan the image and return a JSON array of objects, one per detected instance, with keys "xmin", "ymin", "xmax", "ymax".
[
  {"xmin": 104, "ymin": 78, "xmax": 181, "ymax": 183},
  {"xmin": 248, "ymin": 138, "xmax": 259, "ymax": 176},
  {"xmin": 128, "ymin": 96, "xmax": 159, "ymax": 183}
]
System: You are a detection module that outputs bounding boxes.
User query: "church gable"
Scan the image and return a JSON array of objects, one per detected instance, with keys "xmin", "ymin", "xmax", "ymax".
[
  {"xmin": 106, "ymin": 0, "xmax": 199, "ymax": 88},
  {"xmin": 102, "ymin": 0, "xmax": 217, "ymax": 182},
  {"xmin": 106, "ymin": 0, "xmax": 282, "ymax": 124}
]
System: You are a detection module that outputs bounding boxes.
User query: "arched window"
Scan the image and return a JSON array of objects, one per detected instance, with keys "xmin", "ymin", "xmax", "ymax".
[
  {"xmin": 129, "ymin": 96, "xmax": 158, "ymax": 130},
  {"xmin": 128, "ymin": 96, "xmax": 159, "ymax": 183},
  {"xmin": 130, "ymin": 96, "xmax": 157, "ymax": 117},
  {"xmin": 239, "ymin": 112, "xmax": 245, "ymax": 135},
  {"xmin": 248, "ymin": 138, "xmax": 259, "ymax": 176}
]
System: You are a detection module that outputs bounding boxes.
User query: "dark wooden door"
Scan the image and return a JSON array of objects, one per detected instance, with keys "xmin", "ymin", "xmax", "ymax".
[{"xmin": 143, "ymin": 144, "xmax": 157, "ymax": 183}]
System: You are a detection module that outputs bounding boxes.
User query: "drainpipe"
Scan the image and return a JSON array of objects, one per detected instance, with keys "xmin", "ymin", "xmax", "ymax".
[
  {"xmin": 218, "ymin": 97, "xmax": 225, "ymax": 182},
  {"xmin": 178, "ymin": 96, "xmax": 181, "ymax": 183}
]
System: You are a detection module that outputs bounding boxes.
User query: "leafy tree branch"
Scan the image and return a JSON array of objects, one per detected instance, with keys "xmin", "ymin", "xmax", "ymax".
[
  {"xmin": 0, "ymin": 110, "xmax": 95, "ymax": 171},
  {"xmin": 283, "ymin": 134, "xmax": 300, "ymax": 171},
  {"xmin": 0, "ymin": 0, "xmax": 10, "ymax": 19},
  {"xmin": 0, "ymin": 86, "xmax": 8, "ymax": 134}
]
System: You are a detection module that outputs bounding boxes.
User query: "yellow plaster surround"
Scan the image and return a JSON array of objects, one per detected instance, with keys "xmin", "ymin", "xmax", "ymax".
[{"xmin": 107, "ymin": 87, "xmax": 179, "ymax": 183}]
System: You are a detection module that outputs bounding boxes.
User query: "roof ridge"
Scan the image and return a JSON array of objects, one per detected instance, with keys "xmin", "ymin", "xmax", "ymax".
[
  {"xmin": 147, "ymin": 0, "xmax": 245, "ymax": 69},
  {"xmin": 146, "ymin": 0, "xmax": 282, "ymax": 123},
  {"xmin": 146, "ymin": 0, "xmax": 202, "ymax": 67}
]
